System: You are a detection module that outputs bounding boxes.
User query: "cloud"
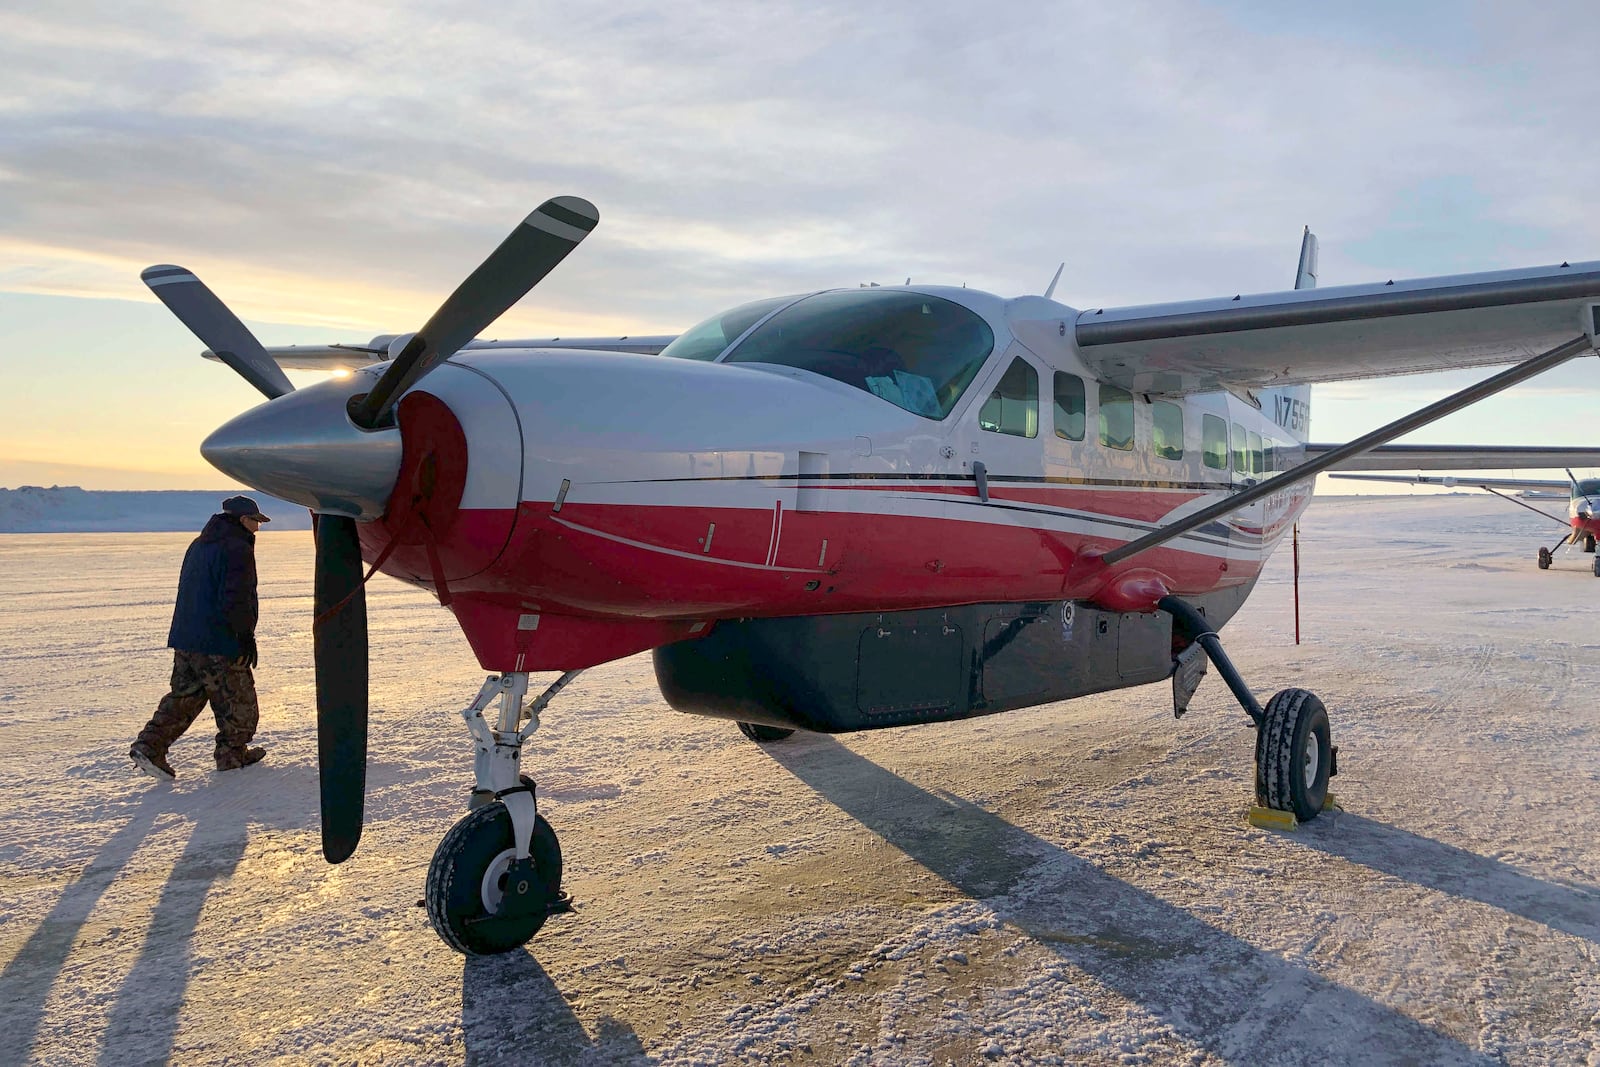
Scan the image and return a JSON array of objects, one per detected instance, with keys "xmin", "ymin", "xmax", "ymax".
[
  {"xmin": 6, "ymin": 0, "xmax": 1599, "ymax": 323},
  {"xmin": 6, "ymin": 0, "xmax": 1600, "ymax": 484}
]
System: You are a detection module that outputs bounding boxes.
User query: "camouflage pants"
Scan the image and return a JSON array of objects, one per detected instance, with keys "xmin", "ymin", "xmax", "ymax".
[{"xmin": 137, "ymin": 650, "xmax": 260, "ymax": 762}]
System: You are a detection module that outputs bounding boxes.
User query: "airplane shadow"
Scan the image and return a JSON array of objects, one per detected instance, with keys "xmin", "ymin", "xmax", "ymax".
[
  {"xmin": 769, "ymin": 735, "xmax": 1495, "ymax": 1065},
  {"xmin": 462, "ymin": 950, "xmax": 653, "ymax": 1066},
  {"xmin": 0, "ymin": 759, "xmax": 319, "ymax": 1066},
  {"xmin": 1296, "ymin": 812, "xmax": 1600, "ymax": 944}
]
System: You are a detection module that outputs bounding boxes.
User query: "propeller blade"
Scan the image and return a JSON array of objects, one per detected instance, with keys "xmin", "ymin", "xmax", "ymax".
[
  {"xmin": 350, "ymin": 196, "xmax": 598, "ymax": 427},
  {"xmin": 314, "ymin": 514, "xmax": 368, "ymax": 863},
  {"xmin": 141, "ymin": 265, "xmax": 295, "ymax": 400}
]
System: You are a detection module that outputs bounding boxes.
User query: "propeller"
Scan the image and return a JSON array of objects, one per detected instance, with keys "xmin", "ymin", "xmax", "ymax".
[
  {"xmin": 314, "ymin": 514, "xmax": 368, "ymax": 862},
  {"xmin": 140, "ymin": 266, "xmax": 295, "ymax": 400},
  {"xmin": 349, "ymin": 195, "xmax": 599, "ymax": 428},
  {"xmin": 146, "ymin": 196, "xmax": 600, "ymax": 864}
]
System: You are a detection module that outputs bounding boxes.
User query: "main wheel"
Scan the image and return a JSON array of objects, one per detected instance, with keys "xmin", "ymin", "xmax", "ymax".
[
  {"xmin": 1538, "ymin": 546, "xmax": 1552, "ymax": 570},
  {"xmin": 737, "ymin": 721, "xmax": 795, "ymax": 742},
  {"xmin": 1255, "ymin": 688, "xmax": 1331, "ymax": 822},
  {"xmin": 1591, "ymin": 553, "xmax": 1599, "ymax": 577},
  {"xmin": 1585, "ymin": 534, "xmax": 1596, "ymax": 553},
  {"xmin": 425, "ymin": 801, "xmax": 562, "ymax": 955}
]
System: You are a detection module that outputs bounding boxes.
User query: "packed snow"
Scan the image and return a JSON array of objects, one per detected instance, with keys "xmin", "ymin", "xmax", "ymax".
[{"xmin": 0, "ymin": 495, "xmax": 1597, "ymax": 1065}]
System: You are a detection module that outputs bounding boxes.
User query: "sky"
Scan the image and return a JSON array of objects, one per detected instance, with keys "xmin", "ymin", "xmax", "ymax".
[{"xmin": 4, "ymin": 0, "xmax": 1600, "ymax": 491}]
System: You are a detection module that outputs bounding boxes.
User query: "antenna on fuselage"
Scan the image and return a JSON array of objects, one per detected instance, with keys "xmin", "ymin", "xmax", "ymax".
[{"xmin": 1044, "ymin": 262, "xmax": 1065, "ymax": 300}]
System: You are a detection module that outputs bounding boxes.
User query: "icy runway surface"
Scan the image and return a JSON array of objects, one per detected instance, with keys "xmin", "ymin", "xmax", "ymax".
[{"xmin": 1, "ymin": 496, "xmax": 1598, "ymax": 1066}]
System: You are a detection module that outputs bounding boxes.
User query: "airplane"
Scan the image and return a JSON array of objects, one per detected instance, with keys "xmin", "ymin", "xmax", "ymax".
[
  {"xmin": 1329, "ymin": 469, "xmax": 1600, "ymax": 574},
  {"xmin": 141, "ymin": 202, "xmax": 1600, "ymax": 955}
]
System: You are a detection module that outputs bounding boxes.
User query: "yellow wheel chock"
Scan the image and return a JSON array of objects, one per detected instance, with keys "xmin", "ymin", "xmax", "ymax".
[{"xmin": 1247, "ymin": 793, "xmax": 1341, "ymax": 831}]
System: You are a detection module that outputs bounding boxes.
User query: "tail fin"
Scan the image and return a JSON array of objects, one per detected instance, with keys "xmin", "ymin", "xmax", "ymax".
[
  {"xmin": 1259, "ymin": 228, "xmax": 1317, "ymax": 442},
  {"xmin": 1294, "ymin": 226, "xmax": 1318, "ymax": 290}
]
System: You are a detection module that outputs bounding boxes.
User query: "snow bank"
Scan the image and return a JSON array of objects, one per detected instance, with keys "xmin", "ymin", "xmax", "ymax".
[{"xmin": 0, "ymin": 486, "xmax": 311, "ymax": 533}]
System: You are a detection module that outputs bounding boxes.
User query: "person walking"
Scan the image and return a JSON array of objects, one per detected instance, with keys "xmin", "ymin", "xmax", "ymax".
[{"xmin": 130, "ymin": 495, "xmax": 270, "ymax": 779}]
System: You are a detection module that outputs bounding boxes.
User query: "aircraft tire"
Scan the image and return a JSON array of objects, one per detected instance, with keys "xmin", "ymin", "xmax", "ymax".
[
  {"xmin": 1592, "ymin": 554, "xmax": 1599, "ymax": 577},
  {"xmin": 426, "ymin": 802, "xmax": 562, "ymax": 955},
  {"xmin": 1587, "ymin": 535, "xmax": 1596, "ymax": 553},
  {"xmin": 1538, "ymin": 547, "xmax": 1552, "ymax": 570},
  {"xmin": 737, "ymin": 721, "xmax": 795, "ymax": 742},
  {"xmin": 1255, "ymin": 688, "xmax": 1331, "ymax": 822}
]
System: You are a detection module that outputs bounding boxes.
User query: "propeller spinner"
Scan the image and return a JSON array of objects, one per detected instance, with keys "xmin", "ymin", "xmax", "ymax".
[{"xmin": 145, "ymin": 196, "xmax": 599, "ymax": 862}]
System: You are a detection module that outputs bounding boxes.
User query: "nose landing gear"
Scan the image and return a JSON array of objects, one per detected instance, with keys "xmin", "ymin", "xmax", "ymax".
[{"xmin": 424, "ymin": 670, "xmax": 582, "ymax": 955}]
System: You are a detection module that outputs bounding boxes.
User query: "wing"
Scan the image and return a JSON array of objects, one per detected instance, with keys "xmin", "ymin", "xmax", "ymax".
[
  {"xmin": 1074, "ymin": 261, "xmax": 1600, "ymax": 394},
  {"xmin": 1305, "ymin": 444, "xmax": 1600, "ymax": 471},
  {"xmin": 203, "ymin": 334, "xmax": 681, "ymax": 371},
  {"xmin": 1329, "ymin": 473, "xmax": 1570, "ymax": 491}
]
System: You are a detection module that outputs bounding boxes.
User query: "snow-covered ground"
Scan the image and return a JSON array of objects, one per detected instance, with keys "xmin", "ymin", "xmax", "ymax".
[{"xmin": 1, "ymin": 495, "xmax": 1597, "ymax": 1066}]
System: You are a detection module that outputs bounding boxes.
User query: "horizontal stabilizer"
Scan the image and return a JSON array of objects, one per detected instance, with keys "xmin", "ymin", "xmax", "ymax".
[
  {"xmin": 1329, "ymin": 472, "xmax": 1570, "ymax": 491},
  {"xmin": 1304, "ymin": 444, "xmax": 1600, "ymax": 472}
]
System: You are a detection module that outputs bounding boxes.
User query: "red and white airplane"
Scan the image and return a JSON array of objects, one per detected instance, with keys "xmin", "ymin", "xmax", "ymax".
[
  {"xmin": 1331, "ymin": 469, "xmax": 1600, "ymax": 573},
  {"xmin": 143, "ymin": 204, "xmax": 1600, "ymax": 954}
]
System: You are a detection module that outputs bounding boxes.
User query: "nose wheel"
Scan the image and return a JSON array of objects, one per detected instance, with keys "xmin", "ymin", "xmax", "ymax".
[{"xmin": 425, "ymin": 801, "xmax": 563, "ymax": 955}]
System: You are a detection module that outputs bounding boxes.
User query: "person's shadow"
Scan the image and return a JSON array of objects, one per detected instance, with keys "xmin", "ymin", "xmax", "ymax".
[
  {"xmin": 768, "ymin": 734, "xmax": 1501, "ymax": 1064},
  {"xmin": 461, "ymin": 951, "xmax": 652, "ymax": 1065},
  {"xmin": 0, "ymin": 758, "xmax": 311, "ymax": 1066}
]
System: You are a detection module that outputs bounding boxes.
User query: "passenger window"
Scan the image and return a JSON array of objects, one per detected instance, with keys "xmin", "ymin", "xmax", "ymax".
[
  {"xmin": 1247, "ymin": 431, "xmax": 1263, "ymax": 475},
  {"xmin": 1202, "ymin": 414, "xmax": 1228, "ymax": 470},
  {"xmin": 1264, "ymin": 439, "xmax": 1276, "ymax": 472},
  {"xmin": 1099, "ymin": 384, "xmax": 1133, "ymax": 450},
  {"xmin": 1151, "ymin": 400, "xmax": 1183, "ymax": 461},
  {"xmin": 1232, "ymin": 422, "xmax": 1248, "ymax": 474},
  {"xmin": 1053, "ymin": 373, "xmax": 1086, "ymax": 441},
  {"xmin": 979, "ymin": 357, "xmax": 1038, "ymax": 438}
]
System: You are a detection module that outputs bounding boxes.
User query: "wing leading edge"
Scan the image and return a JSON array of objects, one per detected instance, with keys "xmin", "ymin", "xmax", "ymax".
[{"xmin": 1076, "ymin": 261, "xmax": 1600, "ymax": 394}]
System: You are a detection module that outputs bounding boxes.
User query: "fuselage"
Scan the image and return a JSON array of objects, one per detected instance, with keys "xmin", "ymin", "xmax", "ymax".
[{"xmin": 206, "ymin": 285, "xmax": 1314, "ymax": 672}]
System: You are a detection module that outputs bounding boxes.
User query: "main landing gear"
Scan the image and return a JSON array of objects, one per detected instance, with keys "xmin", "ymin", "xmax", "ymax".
[
  {"xmin": 424, "ymin": 670, "xmax": 582, "ymax": 955},
  {"xmin": 1535, "ymin": 533, "xmax": 1600, "ymax": 576},
  {"xmin": 1158, "ymin": 596, "xmax": 1336, "ymax": 825}
]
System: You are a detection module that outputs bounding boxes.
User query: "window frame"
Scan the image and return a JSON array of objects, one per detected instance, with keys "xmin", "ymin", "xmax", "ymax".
[
  {"xmin": 978, "ymin": 355, "xmax": 1040, "ymax": 439},
  {"xmin": 1150, "ymin": 399, "xmax": 1184, "ymax": 462},
  {"xmin": 1098, "ymin": 383, "xmax": 1135, "ymax": 451}
]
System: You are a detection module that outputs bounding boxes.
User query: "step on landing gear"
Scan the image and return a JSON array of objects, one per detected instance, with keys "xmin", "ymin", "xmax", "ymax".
[
  {"xmin": 424, "ymin": 670, "xmax": 582, "ymax": 955},
  {"xmin": 1158, "ymin": 596, "xmax": 1337, "ymax": 830},
  {"xmin": 737, "ymin": 721, "xmax": 795, "ymax": 742}
]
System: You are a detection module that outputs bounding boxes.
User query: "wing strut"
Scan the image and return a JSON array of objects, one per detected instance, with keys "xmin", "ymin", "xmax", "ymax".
[
  {"xmin": 1480, "ymin": 486, "xmax": 1573, "ymax": 529},
  {"xmin": 1100, "ymin": 334, "xmax": 1596, "ymax": 566}
]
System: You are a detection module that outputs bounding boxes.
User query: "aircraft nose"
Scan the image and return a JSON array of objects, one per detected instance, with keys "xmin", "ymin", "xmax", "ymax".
[{"xmin": 201, "ymin": 374, "xmax": 403, "ymax": 519}]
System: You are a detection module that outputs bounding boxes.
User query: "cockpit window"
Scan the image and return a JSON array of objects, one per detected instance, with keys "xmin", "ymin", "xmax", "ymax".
[
  {"xmin": 722, "ymin": 290, "xmax": 995, "ymax": 419},
  {"xmin": 659, "ymin": 296, "xmax": 794, "ymax": 362},
  {"xmin": 1573, "ymin": 479, "xmax": 1600, "ymax": 497}
]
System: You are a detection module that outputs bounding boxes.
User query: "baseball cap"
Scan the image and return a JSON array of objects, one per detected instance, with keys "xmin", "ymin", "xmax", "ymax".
[{"xmin": 221, "ymin": 495, "xmax": 271, "ymax": 522}]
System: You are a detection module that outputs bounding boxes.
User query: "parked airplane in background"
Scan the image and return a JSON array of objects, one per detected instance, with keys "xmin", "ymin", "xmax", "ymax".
[
  {"xmin": 1331, "ymin": 470, "xmax": 1600, "ymax": 573},
  {"xmin": 142, "ymin": 206, "xmax": 1600, "ymax": 954}
]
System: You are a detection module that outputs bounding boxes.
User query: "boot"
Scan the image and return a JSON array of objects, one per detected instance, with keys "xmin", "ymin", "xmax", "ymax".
[
  {"xmin": 216, "ymin": 745, "xmax": 266, "ymax": 771},
  {"xmin": 130, "ymin": 741, "xmax": 176, "ymax": 780}
]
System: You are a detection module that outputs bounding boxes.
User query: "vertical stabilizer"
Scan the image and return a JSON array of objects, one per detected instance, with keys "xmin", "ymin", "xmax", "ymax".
[
  {"xmin": 1262, "ymin": 229, "xmax": 1317, "ymax": 442},
  {"xmin": 1294, "ymin": 226, "xmax": 1318, "ymax": 290}
]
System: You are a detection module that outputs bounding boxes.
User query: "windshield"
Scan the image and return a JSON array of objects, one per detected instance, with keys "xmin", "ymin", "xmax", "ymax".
[
  {"xmin": 722, "ymin": 290, "xmax": 994, "ymax": 419},
  {"xmin": 659, "ymin": 296, "xmax": 794, "ymax": 362},
  {"xmin": 1573, "ymin": 479, "xmax": 1600, "ymax": 497}
]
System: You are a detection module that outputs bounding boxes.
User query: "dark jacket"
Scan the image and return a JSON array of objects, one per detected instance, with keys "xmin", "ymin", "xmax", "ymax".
[{"xmin": 167, "ymin": 513, "xmax": 258, "ymax": 657}]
